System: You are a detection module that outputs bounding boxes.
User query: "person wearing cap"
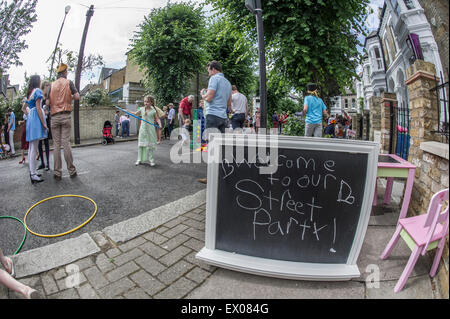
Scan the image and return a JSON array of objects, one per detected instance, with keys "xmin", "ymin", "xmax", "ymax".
[
  {"xmin": 48, "ymin": 63, "xmax": 80, "ymax": 180},
  {"xmin": 302, "ymin": 83, "xmax": 329, "ymax": 137}
]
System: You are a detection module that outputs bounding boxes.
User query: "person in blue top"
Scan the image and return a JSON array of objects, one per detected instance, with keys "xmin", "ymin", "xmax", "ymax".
[
  {"xmin": 201, "ymin": 60, "xmax": 232, "ymax": 135},
  {"xmin": 22, "ymin": 75, "xmax": 48, "ymax": 184},
  {"xmin": 198, "ymin": 61, "xmax": 232, "ymax": 185},
  {"xmin": 302, "ymin": 83, "xmax": 329, "ymax": 138}
]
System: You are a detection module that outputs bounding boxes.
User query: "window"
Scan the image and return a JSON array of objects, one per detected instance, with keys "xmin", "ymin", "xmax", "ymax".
[
  {"xmin": 374, "ymin": 47, "xmax": 383, "ymax": 70},
  {"xmin": 390, "ymin": 0, "xmax": 401, "ymax": 15},
  {"xmin": 383, "ymin": 35, "xmax": 391, "ymax": 66},
  {"xmin": 345, "ymin": 99, "xmax": 349, "ymax": 109},
  {"xmin": 352, "ymin": 99, "xmax": 356, "ymax": 109},
  {"xmin": 403, "ymin": 0, "xmax": 415, "ymax": 10}
]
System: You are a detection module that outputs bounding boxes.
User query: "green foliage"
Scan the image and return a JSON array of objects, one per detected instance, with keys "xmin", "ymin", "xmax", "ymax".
[
  {"xmin": 266, "ymin": 71, "xmax": 301, "ymax": 127},
  {"xmin": 0, "ymin": 0, "xmax": 38, "ymax": 73},
  {"xmin": 0, "ymin": 95, "xmax": 25, "ymax": 127},
  {"xmin": 206, "ymin": 0, "xmax": 370, "ymax": 98},
  {"xmin": 205, "ymin": 19, "xmax": 257, "ymax": 98},
  {"xmin": 82, "ymin": 89, "xmax": 112, "ymax": 107},
  {"xmin": 282, "ymin": 115, "xmax": 305, "ymax": 137},
  {"xmin": 130, "ymin": 2, "xmax": 208, "ymax": 105}
]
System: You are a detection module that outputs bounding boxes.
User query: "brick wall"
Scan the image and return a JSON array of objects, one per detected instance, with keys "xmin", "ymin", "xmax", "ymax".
[
  {"xmin": 71, "ymin": 106, "xmax": 117, "ymax": 141},
  {"xmin": 109, "ymin": 68, "xmax": 126, "ymax": 93},
  {"xmin": 369, "ymin": 96, "xmax": 382, "ymax": 142},
  {"xmin": 406, "ymin": 60, "xmax": 449, "ymax": 299},
  {"xmin": 125, "ymin": 54, "xmax": 146, "ymax": 85},
  {"xmin": 380, "ymin": 93, "xmax": 397, "ymax": 153},
  {"xmin": 10, "ymin": 106, "xmax": 116, "ymax": 147},
  {"xmin": 418, "ymin": 0, "xmax": 449, "ymax": 82}
]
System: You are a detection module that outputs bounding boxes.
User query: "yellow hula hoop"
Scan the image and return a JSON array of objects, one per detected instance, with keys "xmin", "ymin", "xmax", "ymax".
[{"xmin": 24, "ymin": 195, "xmax": 98, "ymax": 238}]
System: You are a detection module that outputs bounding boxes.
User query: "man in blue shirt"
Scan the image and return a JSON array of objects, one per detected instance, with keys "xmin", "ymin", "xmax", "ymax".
[
  {"xmin": 302, "ymin": 83, "xmax": 329, "ymax": 138},
  {"xmin": 201, "ymin": 61, "xmax": 232, "ymax": 134},
  {"xmin": 7, "ymin": 108, "xmax": 16, "ymax": 155},
  {"xmin": 198, "ymin": 61, "xmax": 232, "ymax": 184}
]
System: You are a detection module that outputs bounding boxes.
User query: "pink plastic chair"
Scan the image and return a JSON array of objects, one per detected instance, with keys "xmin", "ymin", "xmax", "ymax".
[{"xmin": 381, "ymin": 188, "xmax": 449, "ymax": 293}]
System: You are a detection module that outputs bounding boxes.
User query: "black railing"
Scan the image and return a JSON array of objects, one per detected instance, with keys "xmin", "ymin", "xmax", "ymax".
[
  {"xmin": 430, "ymin": 71, "xmax": 449, "ymax": 144},
  {"xmin": 396, "ymin": 101, "xmax": 411, "ymax": 160}
]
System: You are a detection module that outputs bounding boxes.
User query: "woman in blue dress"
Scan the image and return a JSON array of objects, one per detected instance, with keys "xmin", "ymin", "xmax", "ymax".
[{"xmin": 22, "ymin": 75, "xmax": 48, "ymax": 184}]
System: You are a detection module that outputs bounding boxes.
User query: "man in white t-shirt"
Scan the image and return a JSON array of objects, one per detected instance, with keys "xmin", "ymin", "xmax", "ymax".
[{"xmin": 230, "ymin": 85, "xmax": 248, "ymax": 131}]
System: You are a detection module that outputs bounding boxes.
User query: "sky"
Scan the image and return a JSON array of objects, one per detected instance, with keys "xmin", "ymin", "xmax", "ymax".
[{"xmin": 6, "ymin": 0, "xmax": 385, "ymax": 90}]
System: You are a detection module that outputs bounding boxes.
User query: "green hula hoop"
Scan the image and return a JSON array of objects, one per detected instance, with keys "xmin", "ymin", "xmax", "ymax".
[{"xmin": 0, "ymin": 216, "xmax": 27, "ymax": 255}]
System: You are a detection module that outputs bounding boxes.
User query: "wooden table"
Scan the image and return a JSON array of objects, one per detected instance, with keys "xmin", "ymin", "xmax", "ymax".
[{"xmin": 374, "ymin": 154, "xmax": 416, "ymax": 221}]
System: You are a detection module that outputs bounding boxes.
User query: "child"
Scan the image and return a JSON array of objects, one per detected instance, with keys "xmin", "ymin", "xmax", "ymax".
[
  {"xmin": 324, "ymin": 119, "xmax": 336, "ymax": 138},
  {"xmin": 181, "ymin": 118, "xmax": 191, "ymax": 145},
  {"xmin": 129, "ymin": 95, "xmax": 161, "ymax": 167},
  {"xmin": 162, "ymin": 105, "xmax": 169, "ymax": 140}
]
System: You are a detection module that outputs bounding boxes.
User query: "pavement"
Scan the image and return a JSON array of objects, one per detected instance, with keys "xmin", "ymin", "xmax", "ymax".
[{"xmin": 0, "ymin": 138, "xmax": 445, "ymax": 303}]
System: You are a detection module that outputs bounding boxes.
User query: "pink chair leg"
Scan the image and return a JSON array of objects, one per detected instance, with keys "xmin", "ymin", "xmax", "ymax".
[
  {"xmin": 430, "ymin": 241, "xmax": 445, "ymax": 277},
  {"xmin": 384, "ymin": 177, "xmax": 394, "ymax": 205},
  {"xmin": 381, "ymin": 225, "xmax": 403, "ymax": 260},
  {"xmin": 394, "ymin": 246, "xmax": 421, "ymax": 293}
]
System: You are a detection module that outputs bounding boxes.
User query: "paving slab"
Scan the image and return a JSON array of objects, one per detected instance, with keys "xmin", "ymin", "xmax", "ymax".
[
  {"xmin": 186, "ymin": 268, "xmax": 365, "ymax": 299},
  {"xmin": 354, "ymin": 226, "xmax": 431, "ymax": 282},
  {"xmin": 102, "ymin": 189, "xmax": 206, "ymax": 243},
  {"xmin": 12, "ymin": 233, "xmax": 100, "ymax": 278},
  {"xmin": 366, "ymin": 275, "xmax": 435, "ymax": 299}
]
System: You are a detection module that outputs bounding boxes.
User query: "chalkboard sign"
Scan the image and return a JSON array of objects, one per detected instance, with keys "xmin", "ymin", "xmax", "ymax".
[{"xmin": 196, "ymin": 135, "xmax": 379, "ymax": 280}]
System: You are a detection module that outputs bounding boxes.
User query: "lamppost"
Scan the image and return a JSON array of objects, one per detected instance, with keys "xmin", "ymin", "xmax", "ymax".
[
  {"xmin": 49, "ymin": 5, "xmax": 71, "ymax": 80},
  {"xmin": 245, "ymin": 0, "xmax": 267, "ymax": 132}
]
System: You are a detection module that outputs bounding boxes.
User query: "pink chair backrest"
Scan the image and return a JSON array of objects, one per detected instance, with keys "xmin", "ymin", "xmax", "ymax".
[
  {"xmin": 422, "ymin": 189, "xmax": 449, "ymax": 255},
  {"xmin": 424, "ymin": 189, "xmax": 448, "ymax": 228}
]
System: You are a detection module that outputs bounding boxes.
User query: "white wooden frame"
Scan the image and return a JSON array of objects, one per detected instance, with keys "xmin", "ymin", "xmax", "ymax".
[{"xmin": 196, "ymin": 134, "xmax": 379, "ymax": 281}]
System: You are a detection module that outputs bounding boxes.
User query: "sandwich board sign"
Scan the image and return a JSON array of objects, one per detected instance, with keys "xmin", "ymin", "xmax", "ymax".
[{"xmin": 196, "ymin": 134, "xmax": 379, "ymax": 280}]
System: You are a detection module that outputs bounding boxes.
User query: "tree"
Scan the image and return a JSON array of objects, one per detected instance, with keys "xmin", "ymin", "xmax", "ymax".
[
  {"xmin": 0, "ymin": 0, "xmax": 38, "ymax": 73},
  {"xmin": 82, "ymin": 88, "xmax": 112, "ymax": 107},
  {"xmin": 206, "ymin": 0, "xmax": 370, "ymax": 98},
  {"xmin": 46, "ymin": 45, "xmax": 104, "ymax": 82},
  {"xmin": 130, "ymin": 2, "xmax": 208, "ymax": 105},
  {"xmin": 205, "ymin": 19, "xmax": 257, "ymax": 98}
]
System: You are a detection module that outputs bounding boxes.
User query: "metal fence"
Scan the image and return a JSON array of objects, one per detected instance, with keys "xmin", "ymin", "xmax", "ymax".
[
  {"xmin": 430, "ymin": 71, "xmax": 449, "ymax": 144},
  {"xmin": 396, "ymin": 100, "xmax": 411, "ymax": 160}
]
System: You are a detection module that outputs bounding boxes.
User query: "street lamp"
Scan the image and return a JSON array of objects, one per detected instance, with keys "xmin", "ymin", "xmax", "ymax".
[
  {"xmin": 49, "ymin": 5, "xmax": 71, "ymax": 80},
  {"xmin": 246, "ymin": 0, "xmax": 267, "ymax": 131}
]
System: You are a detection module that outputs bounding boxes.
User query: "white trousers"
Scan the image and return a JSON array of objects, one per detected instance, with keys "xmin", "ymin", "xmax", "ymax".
[
  {"xmin": 8, "ymin": 130, "xmax": 15, "ymax": 154},
  {"xmin": 28, "ymin": 140, "xmax": 39, "ymax": 176}
]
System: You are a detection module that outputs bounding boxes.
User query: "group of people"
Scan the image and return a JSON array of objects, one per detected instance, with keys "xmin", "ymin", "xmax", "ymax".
[
  {"xmin": 272, "ymin": 111, "xmax": 288, "ymax": 134},
  {"xmin": 9, "ymin": 63, "xmax": 80, "ymax": 184},
  {"xmin": 113, "ymin": 60, "xmax": 255, "ymax": 168},
  {"xmin": 324, "ymin": 114, "xmax": 353, "ymax": 139}
]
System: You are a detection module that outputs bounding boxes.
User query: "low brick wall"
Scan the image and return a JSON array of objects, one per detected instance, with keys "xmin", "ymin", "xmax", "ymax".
[
  {"xmin": 71, "ymin": 106, "xmax": 117, "ymax": 142},
  {"xmin": 10, "ymin": 106, "xmax": 118, "ymax": 146},
  {"xmin": 409, "ymin": 142, "xmax": 449, "ymax": 298},
  {"xmin": 406, "ymin": 60, "xmax": 449, "ymax": 299}
]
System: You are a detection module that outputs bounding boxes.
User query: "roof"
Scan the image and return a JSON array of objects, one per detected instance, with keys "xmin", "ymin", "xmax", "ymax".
[
  {"xmin": 100, "ymin": 67, "xmax": 119, "ymax": 80},
  {"xmin": 364, "ymin": 30, "xmax": 380, "ymax": 48}
]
